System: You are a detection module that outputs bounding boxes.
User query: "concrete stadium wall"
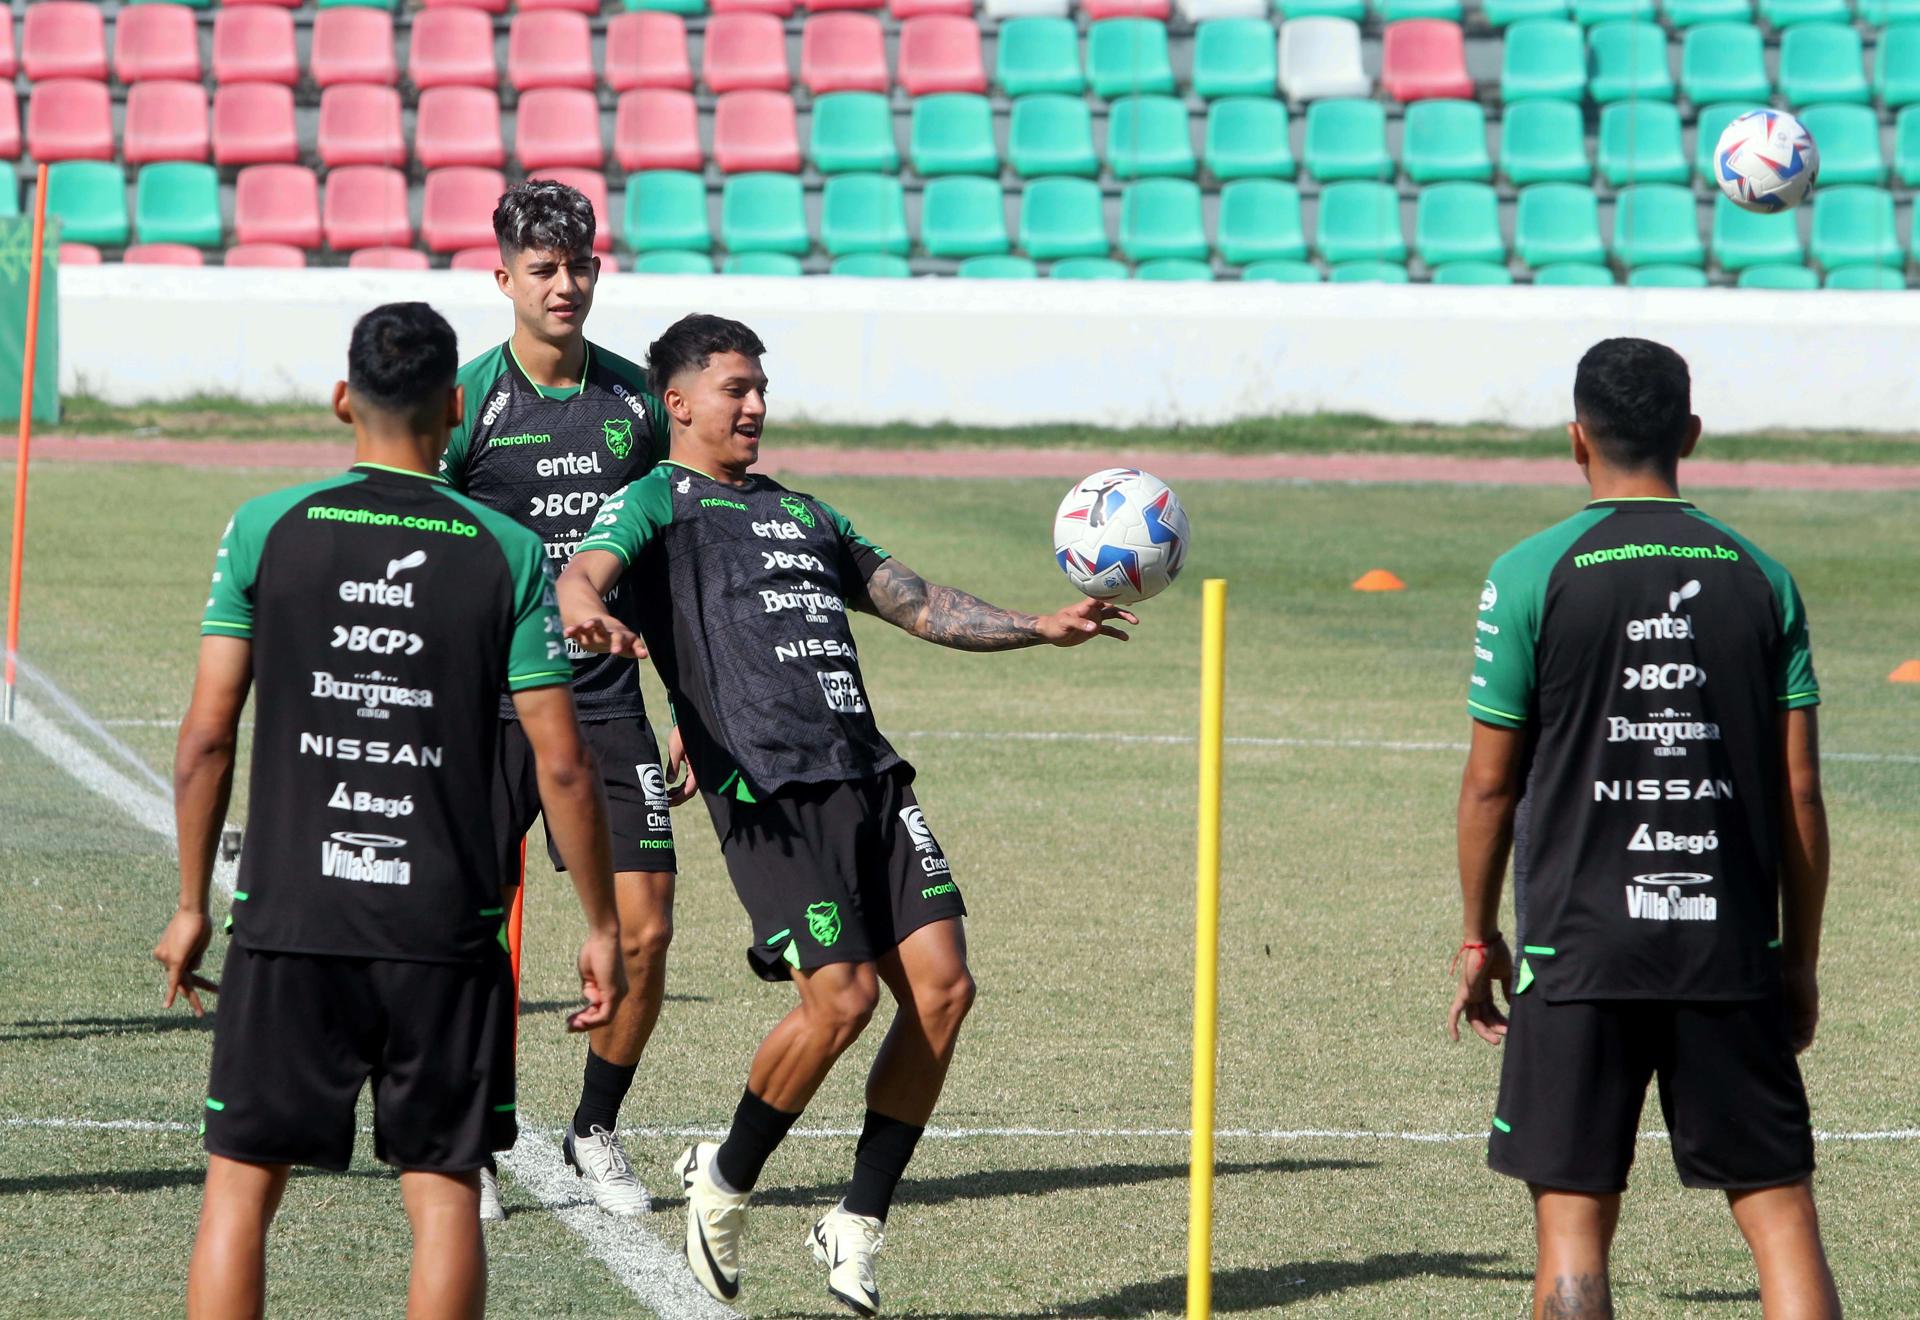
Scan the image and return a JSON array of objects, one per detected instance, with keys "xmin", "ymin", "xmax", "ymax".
[{"xmin": 58, "ymin": 266, "xmax": 1920, "ymax": 432}]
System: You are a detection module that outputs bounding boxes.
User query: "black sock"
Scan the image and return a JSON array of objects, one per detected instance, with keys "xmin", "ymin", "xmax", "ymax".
[
  {"xmin": 841, "ymin": 1109, "xmax": 925, "ymax": 1222},
  {"xmin": 713, "ymin": 1088, "xmax": 801, "ymax": 1194},
  {"xmin": 572, "ymin": 1049, "xmax": 639, "ymax": 1139}
]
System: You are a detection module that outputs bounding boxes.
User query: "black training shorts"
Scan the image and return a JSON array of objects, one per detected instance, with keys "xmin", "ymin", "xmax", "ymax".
[
  {"xmin": 702, "ymin": 769, "xmax": 967, "ymax": 981},
  {"xmin": 494, "ymin": 715, "xmax": 677, "ymax": 881},
  {"xmin": 1488, "ymin": 991, "xmax": 1815, "ymax": 1194},
  {"xmin": 203, "ymin": 942, "xmax": 517, "ymax": 1173}
]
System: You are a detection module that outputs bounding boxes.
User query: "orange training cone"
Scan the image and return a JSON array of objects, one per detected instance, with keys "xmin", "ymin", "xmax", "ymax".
[
  {"xmin": 1352, "ymin": 569, "xmax": 1407, "ymax": 592},
  {"xmin": 1891, "ymin": 660, "xmax": 1920, "ymax": 683}
]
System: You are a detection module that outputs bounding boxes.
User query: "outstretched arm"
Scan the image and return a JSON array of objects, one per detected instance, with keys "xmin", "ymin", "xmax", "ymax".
[{"xmin": 861, "ymin": 558, "xmax": 1137, "ymax": 652}]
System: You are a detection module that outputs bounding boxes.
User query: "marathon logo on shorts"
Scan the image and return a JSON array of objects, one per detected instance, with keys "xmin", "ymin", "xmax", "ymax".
[
  {"xmin": 817, "ymin": 670, "xmax": 867, "ymax": 714},
  {"xmin": 899, "ymin": 806, "xmax": 950, "ymax": 877},
  {"xmin": 1625, "ymin": 872, "xmax": 1718, "ymax": 922},
  {"xmin": 321, "ymin": 831, "xmax": 412, "ymax": 886}
]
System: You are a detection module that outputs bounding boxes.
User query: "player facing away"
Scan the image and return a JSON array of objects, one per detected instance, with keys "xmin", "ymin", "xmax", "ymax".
[
  {"xmin": 556, "ymin": 314, "xmax": 1137, "ymax": 1317},
  {"xmin": 1449, "ymin": 338, "xmax": 1840, "ymax": 1320},
  {"xmin": 153, "ymin": 303, "xmax": 626, "ymax": 1319},
  {"xmin": 441, "ymin": 180, "xmax": 677, "ymax": 1221}
]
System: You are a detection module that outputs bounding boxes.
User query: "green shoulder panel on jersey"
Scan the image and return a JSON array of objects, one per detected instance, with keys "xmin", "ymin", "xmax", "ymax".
[
  {"xmin": 574, "ymin": 465, "xmax": 677, "ymax": 565},
  {"xmin": 434, "ymin": 486, "xmax": 572, "ymax": 691},
  {"xmin": 814, "ymin": 496, "xmax": 891, "ymax": 564},
  {"xmin": 1467, "ymin": 507, "xmax": 1613, "ymax": 727},
  {"xmin": 1683, "ymin": 508, "xmax": 1820, "ymax": 708},
  {"xmin": 442, "ymin": 344, "xmax": 514, "ymax": 490},
  {"xmin": 201, "ymin": 472, "xmax": 369, "ymax": 638},
  {"xmin": 592, "ymin": 343, "xmax": 673, "ymax": 465}
]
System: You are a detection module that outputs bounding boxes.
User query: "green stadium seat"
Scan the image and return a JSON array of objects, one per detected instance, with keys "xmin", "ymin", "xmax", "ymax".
[
  {"xmin": 1304, "ymin": 98, "xmax": 1393, "ymax": 181},
  {"xmin": 1485, "ymin": 0, "xmax": 1569, "ymax": 23},
  {"xmin": 1533, "ymin": 261, "xmax": 1617, "ymax": 283},
  {"xmin": 1088, "ymin": 20, "xmax": 1177, "ymax": 98},
  {"xmin": 1588, "ymin": 23, "xmax": 1675, "ymax": 104},
  {"xmin": 1662, "ymin": 0, "xmax": 1751, "ymax": 26},
  {"xmin": 1515, "ymin": 182, "xmax": 1606, "ymax": 265},
  {"xmin": 0, "ymin": 179, "xmax": 16, "ymax": 219},
  {"xmin": 632, "ymin": 249, "xmax": 714, "ymax": 274},
  {"xmin": 1330, "ymin": 260, "xmax": 1411, "ymax": 281},
  {"xmin": 1759, "ymin": 0, "xmax": 1850, "ymax": 26},
  {"xmin": 1612, "ymin": 183, "xmax": 1705, "ymax": 267},
  {"xmin": 1710, "ymin": 194, "xmax": 1806, "ymax": 269},
  {"xmin": 831, "ymin": 253, "xmax": 912, "ymax": 277},
  {"xmin": 1432, "ymin": 260, "xmax": 1516, "ymax": 283},
  {"xmin": 911, "ymin": 95, "xmax": 999, "ymax": 176},
  {"xmin": 1798, "ymin": 104, "xmax": 1885, "ymax": 185},
  {"xmin": 627, "ymin": 170, "xmax": 712, "ymax": 252},
  {"xmin": 1315, "ymin": 180, "xmax": 1407, "ymax": 263},
  {"xmin": 920, "ymin": 176, "xmax": 1011, "ymax": 257},
  {"xmin": 1242, "ymin": 258, "xmax": 1325, "ymax": 280},
  {"xmin": 1680, "ymin": 24, "xmax": 1770, "ymax": 106},
  {"xmin": 1136, "ymin": 257, "xmax": 1217, "ymax": 279},
  {"xmin": 1278, "ymin": 0, "xmax": 1367, "ymax": 20},
  {"xmin": 1693, "ymin": 103, "xmax": 1747, "ymax": 184},
  {"xmin": 1810, "ymin": 185, "xmax": 1903, "ymax": 268},
  {"xmin": 996, "ymin": 18, "xmax": 1085, "ymax": 96},
  {"xmin": 1501, "ymin": 22, "xmax": 1587, "ymax": 101},
  {"xmin": 44, "ymin": 162, "xmax": 128, "ymax": 248},
  {"xmin": 1736, "ymin": 263, "xmax": 1819, "ymax": 288},
  {"xmin": 723, "ymin": 252, "xmax": 805, "ymax": 275},
  {"xmin": 1875, "ymin": 25, "xmax": 1920, "ymax": 109},
  {"xmin": 1009, "ymin": 96, "xmax": 1099, "ymax": 177},
  {"xmin": 721, "ymin": 173, "xmax": 810, "ymax": 255},
  {"xmin": 821, "ymin": 174, "xmax": 909, "ymax": 256},
  {"xmin": 1049, "ymin": 256, "xmax": 1130, "ymax": 278},
  {"xmin": 1500, "ymin": 98, "xmax": 1592, "ymax": 183},
  {"xmin": 1192, "ymin": 20, "xmax": 1279, "ymax": 98},
  {"xmin": 810, "ymin": 93, "xmax": 900, "ymax": 175},
  {"xmin": 630, "ymin": 0, "xmax": 708, "ymax": 14},
  {"xmin": 1627, "ymin": 264, "xmax": 1710, "ymax": 286},
  {"xmin": 1108, "ymin": 96, "xmax": 1198, "ymax": 178},
  {"xmin": 1381, "ymin": 0, "xmax": 1465, "ymax": 20},
  {"xmin": 1020, "ymin": 177, "xmax": 1111, "ymax": 258},
  {"xmin": 1573, "ymin": 0, "xmax": 1655, "ymax": 24},
  {"xmin": 1205, "ymin": 98, "xmax": 1296, "ymax": 179},
  {"xmin": 957, "ymin": 255, "xmax": 1040, "ymax": 278},
  {"xmin": 1778, "ymin": 25, "xmax": 1868, "ymax": 107},
  {"xmin": 1216, "ymin": 179, "xmax": 1308, "ymax": 262},
  {"xmin": 1824, "ymin": 264, "xmax": 1907, "ymax": 288},
  {"xmin": 1120, "ymin": 178, "xmax": 1208, "ymax": 260},
  {"xmin": 1415, "ymin": 181, "xmax": 1506, "ymax": 264},
  {"xmin": 135, "ymin": 162, "xmax": 222, "ymax": 247},
  {"xmin": 1402, "ymin": 99, "xmax": 1493, "ymax": 182},
  {"xmin": 1597, "ymin": 101, "xmax": 1689, "ymax": 186},
  {"xmin": 1860, "ymin": 0, "xmax": 1920, "ymax": 22},
  {"xmin": 1897, "ymin": 105, "xmax": 1920, "ymax": 184}
]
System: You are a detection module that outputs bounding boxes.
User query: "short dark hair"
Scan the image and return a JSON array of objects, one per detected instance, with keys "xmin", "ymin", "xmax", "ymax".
[
  {"xmin": 1572, "ymin": 337, "xmax": 1693, "ymax": 470},
  {"xmin": 493, "ymin": 179, "xmax": 596, "ymax": 259},
  {"xmin": 347, "ymin": 302, "xmax": 458, "ymax": 418},
  {"xmin": 645, "ymin": 314, "xmax": 767, "ymax": 396}
]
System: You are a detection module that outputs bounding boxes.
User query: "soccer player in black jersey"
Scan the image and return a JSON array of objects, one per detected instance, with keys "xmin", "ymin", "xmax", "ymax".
[
  {"xmin": 153, "ymin": 303, "xmax": 625, "ymax": 1318},
  {"xmin": 1449, "ymin": 338, "xmax": 1839, "ymax": 1319},
  {"xmin": 556, "ymin": 315, "xmax": 1136, "ymax": 1317}
]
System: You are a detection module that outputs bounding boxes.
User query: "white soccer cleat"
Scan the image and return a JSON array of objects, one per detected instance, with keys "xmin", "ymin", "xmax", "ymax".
[
  {"xmin": 563, "ymin": 1125, "xmax": 652, "ymax": 1218},
  {"xmin": 809, "ymin": 1203, "xmax": 885, "ymax": 1317},
  {"xmin": 676, "ymin": 1142, "xmax": 749, "ymax": 1301},
  {"xmin": 478, "ymin": 1166, "xmax": 506, "ymax": 1223}
]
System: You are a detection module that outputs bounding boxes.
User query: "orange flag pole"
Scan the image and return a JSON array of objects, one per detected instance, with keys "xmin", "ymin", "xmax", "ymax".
[{"xmin": 3, "ymin": 163, "xmax": 51, "ymax": 724}]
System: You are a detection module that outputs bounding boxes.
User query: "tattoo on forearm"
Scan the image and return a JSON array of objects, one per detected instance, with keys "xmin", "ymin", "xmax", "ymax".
[
  {"xmin": 1541, "ymin": 1273, "xmax": 1612, "ymax": 1319},
  {"xmin": 863, "ymin": 560, "xmax": 1044, "ymax": 651}
]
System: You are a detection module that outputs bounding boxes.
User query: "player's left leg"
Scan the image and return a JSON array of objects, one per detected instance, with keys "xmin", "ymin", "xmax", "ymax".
[
  {"xmin": 1727, "ymin": 1181, "xmax": 1841, "ymax": 1319},
  {"xmin": 1530, "ymin": 1188, "xmax": 1620, "ymax": 1319},
  {"xmin": 400, "ymin": 1169, "xmax": 487, "ymax": 1320},
  {"xmin": 187, "ymin": 1155, "xmax": 292, "ymax": 1319}
]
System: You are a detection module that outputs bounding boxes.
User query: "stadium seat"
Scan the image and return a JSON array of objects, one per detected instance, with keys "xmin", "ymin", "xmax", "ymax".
[
  {"xmin": 1500, "ymin": 22, "xmax": 1586, "ymax": 101},
  {"xmin": 1192, "ymin": 20, "xmax": 1280, "ymax": 98},
  {"xmin": 27, "ymin": 81, "xmax": 114, "ymax": 163},
  {"xmin": 715, "ymin": 0, "xmax": 797, "ymax": 16},
  {"xmin": 1798, "ymin": 104, "xmax": 1885, "ymax": 185},
  {"xmin": 625, "ymin": 170, "xmax": 714, "ymax": 251},
  {"xmin": 0, "ymin": 12, "xmax": 14, "ymax": 84},
  {"xmin": 1735, "ymin": 262, "xmax": 1818, "ymax": 288},
  {"xmin": 1484, "ymin": 0, "xmax": 1569, "ymax": 23},
  {"xmin": 1430, "ymin": 260, "xmax": 1513, "ymax": 283},
  {"xmin": 1215, "ymin": 179, "xmax": 1307, "ymax": 262},
  {"xmin": 1381, "ymin": 21, "xmax": 1475, "ymax": 101},
  {"xmin": 1120, "ymin": 178, "xmax": 1208, "ymax": 259},
  {"xmin": 1710, "ymin": 194, "xmax": 1805, "ymax": 269},
  {"xmin": 722, "ymin": 174, "xmax": 811, "ymax": 253},
  {"xmin": 1809, "ymin": 185, "xmax": 1903, "ymax": 268},
  {"xmin": 725, "ymin": 252, "xmax": 807, "ymax": 274},
  {"xmin": 712, "ymin": 91, "xmax": 800, "ymax": 173},
  {"xmin": 1136, "ymin": 257, "xmax": 1216, "ymax": 279},
  {"xmin": 804, "ymin": 14, "xmax": 890, "ymax": 94},
  {"xmin": 311, "ymin": 9, "xmax": 398, "ymax": 87},
  {"xmin": 1897, "ymin": 105, "xmax": 1920, "ymax": 184},
  {"xmin": 1515, "ymin": 182, "xmax": 1605, "ymax": 265},
  {"xmin": 1087, "ymin": 20, "xmax": 1175, "ymax": 97},
  {"xmin": 987, "ymin": 0, "xmax": 1071, "ymax": 18},
  {"xmin": 1315, "ymin": 180, "xmax": 1406, "ymax": 262},
  {"xmin": 1612, "ymin": 183, "xmax": 1705, "ymax": 267},
  {"xmin": 58, "ymin": 244, "xmax": 105, "ymax": 267},
  {"xmin": 522, "ymin": 0, "xmax": 603, "ymax": 12},
  {"xmin": 116, "ymin": 5, "xmax": 203, "ymax": 84},
  {"xmin": 899, "ymin": 16, "xmax": 990, "ymax": 95},
  {"xmin": 1861, "ymin": 0, "xmax": 1920, "ymax": 21},
  {"xmin": 1572, "ymin": 0, "xmax": 1655, "ymax": 22},
  {"xmin": 225, "ymin": 243, "xmax": 308, "ymax": 268},
  {"xmin": 1597, "ymin": 101, "xmax": 1688, "ymax": 186},
  {"xmin": 632, "ymin": 250, "xmax": 716, "ymax": 274},
  {"xmin": 1402, "ymin": 99, "xmax": 1492, "ymax": 182},
  {"xmin": 124, "ymin": 243, "xmax": 206, "ymax": 268},
  {"xmin": 1020, "ymin": 176, "xmax": 1111, "ymax": 257},
  {"xmin": 897, "ymin": 0, "xmax": 977, "ymax": 15},
  {"xmin": 1779, "ymin": 25, "xmax": 1868, "ymax": 107},
  {"xmin": 912, "ymin": 94, "xmax": 999, "ymax": 175},
  {"xmin": 324, "ymin": 165, "xmax": 412, "ymax": 251},
  {"xmin": 0, "ymin": 98, "xmax": 16, "ymax": 162},
  {"xmin": 1680, "ymin": 24, "xmax": 1770, "ymax": 105},
  {"xmin": 920, "ymin": 175, "xmax": 1011, "ymax": 255},
  {"xmin": 1824, "ymin": 264, "xmax": 1907, "ymax": 288},
  {"xmin": 1626, "ymin": 264, "xmax": 1708, "ymax": 286},
  {"xmin": 349, "ymin": 247, "xmax": 431, "ymax": 270},
  {"xmin": 606, "ymin": 12, "xmax": 696, "ymax": 91},
  {"xmin": 1664, "ymin": 0, "xmax": 1750, "ymax": 22},
  {"xmin": 1108, "ymin": 96, "xmax": 1198, "ymax": 177},
  {"xmin": 1048, "ymin": 256, "xmax": 1130, "ymax": 277},
  {"xmin": 996, "ymin": 18, "xmax": 1086, "ymax": 95},
  {"xmin": 510, "ymin": 11, "xmax": 597, "ymax": 92},
  {"xmin": 809, "ymin": 92, "xmax": 901, "ymax": 172},
  {"xmin": 1280, "ymin": 19, "xmax": 1372, "ymax": 100},
  {"xmin": 1009, "ymin": 95, "xmax": 1100, "ymax": 174},
  {"xmin": 234, "ymin": 164, "xmax": 321, "ymax": 247},
  {"xmin": 1759, "ymin": 0, "xmax": 1849, "ymax": 26},
  {"xmin": 125, "ymin": 82, "xmax": 211, "ymax": 166},
  {"xmin": 450, "ymin": 245, "xmax": 505, "ymax": 271},
  {"xmin": 1241, "ymin": 258, "xmax": 1324, "ymax": 280},
  {"xmin": 1382, "ymin": 0, "xmax": 1465, "ymax": 21},
  {"xmin": 22, "ymin": 3, "xmax": 106, "ymax": 82},
  {"xmin": 213, "ymin": 86, "xmax": 298, "ymax": 168},
  {"xmin": 1588, "ymin": 23, "xmax": 1675, "ymax": 103},
  {"xmin": 423, "ymin": 168, "xmax": 506, "ymax": 253},
  {"xmin": 830, "ymin": 253, "xmax": 913, "ymax": 276},
  {"xmin": 1330, "ymin": 260, "xmax": 1410, "ymax": 282},
  {"xmin": 528, "ymin": 167, "xmax": 616, "ymax": 251},
  {"xmin": 417, "ymin": 88, "xmax": 507, "ymax": 170},
  {"xmin": 1533, "ymin": 260, "xmax": 1615, "ymax": 283},
  {"xmin": 409, "ymin": 9, "xmax": 499, "ymax": 90},
  {"xmin": 704, "ymin": 14, "xmax": 792, "ymax": 93},
  {"xmin": 1205, "ymin": 97, "xmax": 1296, "ymax": 178},
  {"xmin": 134, "ymin": 163, "xmax": 223, "ymax": 247},
  {"xmin": 212, "ymin": 8, "xmax": 298, "ymax": 86},
  {"xmin": 1282, "ymin": 0, "xmax": 1365, "ymax": 20},
  {"xmin": 811, "ymin": 0, "xmax": 887, "ymax": 14},
  {"xmin": 822, "ymin": 174, "xmax": 910, "ymax": 255},
  {"xmin": 1089, "ymin": 0, "xmax": 1173, "ymax": 16},
  {"xmin": 517, "ymin": 89, "xmax": 606, "ymax": 171},
  {"xmin": 43, "ymin": 161, "xmax": 129, "ymax": 247},
  {"xmin": 1876, "ymin": 25, "xmax": 1920, "ymax": 109},
  {"xmin": 1415, "ymin": 181, "xmax": 1505, "ymax": 264},
  {"xmin": 1692, "ymin": 102, "xmax": 1745, "ymax": 183},
  {"xmin": 1304, "ymin": 98, "xmax": 1393, "ymax": 181},
  {"xmin": 318, "ymin": 85, "xmax": 406, "ymax": 170},
  {"xmin": 957, "ymin": 254, "xmax": 1041, "ymax": 277}
]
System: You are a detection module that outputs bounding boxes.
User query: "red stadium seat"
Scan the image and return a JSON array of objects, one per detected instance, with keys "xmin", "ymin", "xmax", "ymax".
[
  {"xmin": 115, "ymin": 4, "xmax": 203, "ymax": 84},
  {"xmin": 125, "ymin": 243, "xmax": 206, "ymax": 267},
  {"xmin": 897, "ymin": 16, "xmax": 987, "ymax": 95},
  {"xmin": 0, "ymin": 11, "xmax": 15, "ymax": 82},
  {"xmin": 703, "ymin": 14, "xmax": 792, "ymax": 93},
  {"xmin": 416, "ymin": 87, "xmax": 507, "ymax": 169},
  {"xmin": 125, "ymin": 81, "xmax": 211, "ymax": 165},
  {"xmin": 223, "ymin": 0, "xmax": 302, "ymax": 7},
  {"xmin": 224, "ymin": 242, "xmax": 308, "ymax": 268},
  {"xmin": 527, "ymin": 167, "xmax": 616, "ymax": 251},
  {"xmin": 22, "ymin": 3, "xmax": 106, "ymax": 83},
  {"xmin": 350, "ymin": 247, "xmax": 432, "ymax": 270},
  {"xmin": 516, "ymin": 88, "xmax": 605, "ymax": 171},
  {"xmin": 1380, "ymin": 20, "xmax": 1474, "ymax": 102},
  {"xmin": 803, "ymin": 14, "xmax": 890, "ymax": 94},
  {"xmin": 712, "ymin": 0, "xmax": 799, "ymax": 16},
  {"xmin": 408, "ymin": 9, "xmax": 500, "ymax": 91},
  {"xmin": 27, "ymin": 80, "xmax": 113, "ymax": 163},
  {"xmin": 212, "ymin": 84, "xmax": 299, "ymax": 166},
  {"xmin": 213, "ymin": 9, "xmax": 299, "ymax": 86},
  {"xmin": 519, "ymin": 0, "xmax": 602, "ymax": 10},
  {"xmin": 890, "ymin": 0, "xmax": 976, "ymax": 17},
  {"xmin": 714, "ymin": 90, "xmax": 802, "ymax": 172},
  {"xmin": 324, "ymin": 165, "xmax": 412, "ymax": 251},
  {"xmin": 451, "ymin": 246, "xmax": 504, "ymax": 270},
  {"xmin": 319, "ymin": 85, "xmax": 407, "ymax": 169},
  {"xmin": 811, "ymin": 0, "xmax": 886, "ymax": 11},
  {"xmin": 508, "ymin": 11, "xmax": 596, "ymax": 92},
  {"xmin": 0, "ymin": 96, "xmax": 19, "ymax": 160},
  {"xmin": 606, "ymin": 12, "xmax": 695, "ymax": 92},
  {"xmin": 235, "ymin": 164, "xmax": 321, "ymax": 248},
  {"xmin": 423, "ymin": 167, "xmax": 507, "ymax": 252},
  {"xmin": 311, "ymin": 9, "xmax": 399, "ymax": 88},
  {"xmin": 1084, "ymin": 0, "xmax": 1171, "ymax": 16},
  {"xmin": 421, "ymin": 0, "xmax": 505, "ymax": 12},
  {"xmin": 614, "ymin": 89, "xmax": 704, "ymax": 172},
  {"xmin": 59, "ymin": 244, "xmax": 104, "ymax": 266}
]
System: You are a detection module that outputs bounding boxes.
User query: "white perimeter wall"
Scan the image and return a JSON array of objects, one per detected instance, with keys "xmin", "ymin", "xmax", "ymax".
[{"xmin": 58, "ymin": 266, "xmax": 1920, "ymax": 432}]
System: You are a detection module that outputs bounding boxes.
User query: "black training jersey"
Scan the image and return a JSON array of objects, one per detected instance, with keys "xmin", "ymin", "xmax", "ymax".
[
  {"xmin": 441, "ymin": 341, "xmax": 670, "ymax": 722},
  {"xmin": 1467, "ymin": 498, "xmax": 1819, "ymax": 1002},
  {"xmin": 202, "ymin": 464, "xmax": 569, "ymax": 964},
  {"xmin": 576, "ymin": 461, "xmax": 906, "ymax": 799}
]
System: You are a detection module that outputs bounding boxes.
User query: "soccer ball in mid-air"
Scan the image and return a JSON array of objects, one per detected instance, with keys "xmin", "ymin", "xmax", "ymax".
[
  {"xmin": 1714, "ymin": 109, "xmax": 1819, "ymax": 213},
  {"xmin": 1053, "ymin": 468, "xmax": 1190, "ymax": 606}
]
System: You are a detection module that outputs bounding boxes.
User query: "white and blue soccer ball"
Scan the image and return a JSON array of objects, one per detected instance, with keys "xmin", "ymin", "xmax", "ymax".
[
  {"xmin": 1052, "ymin": 468, "xmax": 1190, "ymax": 606},
  {"xmin": 1714, "ymin": 109, "xmax": 1819, "ymax": 213}
]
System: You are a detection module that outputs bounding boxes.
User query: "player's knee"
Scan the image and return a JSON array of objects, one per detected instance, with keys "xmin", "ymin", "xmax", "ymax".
[
  {"xmin": 620, "ymin": 915, "xmax": 673, "ymax": 968},
  {"xmin": 925, "ymin": 970, "xmax": 976, "ymax": 1034},
  {"xmin": 812, "ymin": 979, "xmax": 881, "ymax": 1045}
]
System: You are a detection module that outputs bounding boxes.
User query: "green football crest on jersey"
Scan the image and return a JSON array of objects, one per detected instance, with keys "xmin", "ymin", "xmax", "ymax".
[
  {"xmin": 805, "ymin": 900, "xmax": 842, "ymax": 947},
  {"xmin": 603, "ymin": 418, "xmax": 635, "ymax": 460},
  {"xmin": 780, "ymin": 495, "xmax": 816, "ymax": 528}
]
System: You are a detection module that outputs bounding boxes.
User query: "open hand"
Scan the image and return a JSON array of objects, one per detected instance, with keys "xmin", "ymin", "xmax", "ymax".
[
  {"xmin": 154, "ymin": 909, "xmax": 217, "ymax": 1017},
  {"xmin": 1448, "ymin": 934, "xmax": 1513, "ymax": 1045},
  {"xmin": 1038, "ymin": 597, "xmax": 1139, "ymax": 647},
  {"xmin": 564, "ymin": 616, "xmax": 646, "ymax": 659}
]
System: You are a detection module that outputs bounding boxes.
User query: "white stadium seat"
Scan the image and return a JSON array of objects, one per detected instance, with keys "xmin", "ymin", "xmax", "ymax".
[
  {"xmin": 983, "ymin": 0, "xmax": 1071, "ymax": 19},
  {"xmin": 1279, "ymin": 17, "xmax": 1372, "ymax": 101},
  {"xmin": 1177, "ymin": 0, "xmax": 1268, "ymax": 20}
]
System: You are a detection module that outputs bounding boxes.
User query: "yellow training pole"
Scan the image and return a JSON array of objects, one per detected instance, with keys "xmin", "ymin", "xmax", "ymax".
[{"xmin": 1186, "ymin": 578, "xmax": 1227, "ymax": 1320}]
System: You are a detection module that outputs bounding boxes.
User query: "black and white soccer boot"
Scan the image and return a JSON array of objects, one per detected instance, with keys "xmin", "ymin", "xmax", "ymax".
[
  {"xmin": 478, "ymin": 1166, "xmax": 506, "ymax": 1223},
  {"xmin": 563, "ymin": 1124, "xmax": 652, "ymax": 1217},
  {"xmin": 676, "ymin": 1141, "xmax": 749, "ymax": 1301},
  {"xmin": 809, "ymin": 1203, "xmax": 885, "ymax": 1317}
]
